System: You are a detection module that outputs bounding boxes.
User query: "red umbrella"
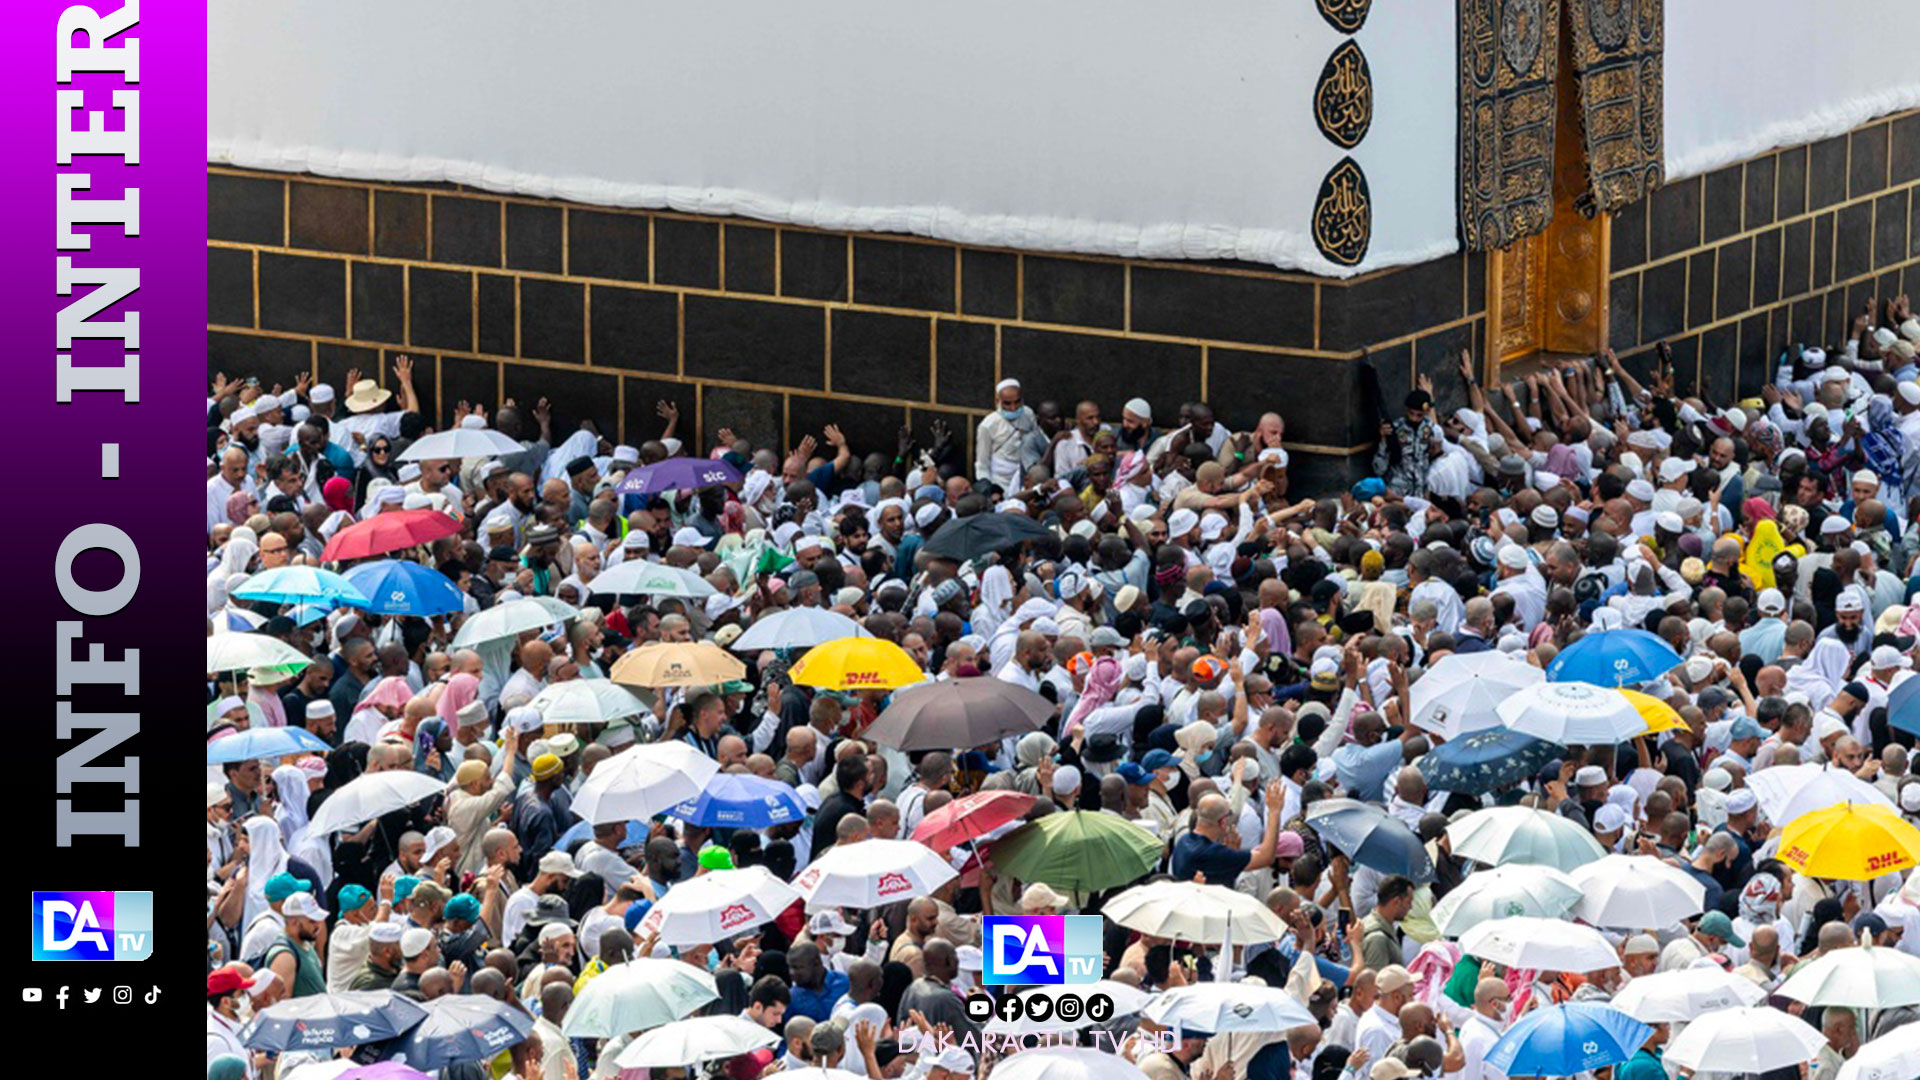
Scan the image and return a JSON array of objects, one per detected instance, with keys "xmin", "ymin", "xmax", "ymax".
[
  {"xmin": 912, "ymin": 790, "xmax": 1034, "ymax": 853},
  {"xmin": 321, "ymin": 509, "xmax": 463, "ymax": 562}
]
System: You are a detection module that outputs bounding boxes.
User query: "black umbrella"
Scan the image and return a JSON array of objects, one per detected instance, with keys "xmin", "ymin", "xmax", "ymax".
[
  {"xmin": 864, "ymin": 676, "xmax": 1053, "ymax": 751},
  {"xmin": 920, "ymin": 512, "xmax": 1052, "ymax": 562},
  {"xmin": 1305, "ymin": 798, "xmax": 1435, "ymax": 883},
  {"xmin": 377, "ymin": 994, "xmax": 533, "ymax": 1070},
  {"xmin": 240, "ymin": 991, "xmax": 428, "ymax": 1052}
]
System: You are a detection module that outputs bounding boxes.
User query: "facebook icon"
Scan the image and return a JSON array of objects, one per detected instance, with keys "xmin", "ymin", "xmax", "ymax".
[{"xmin": 32, "ymin": 892, "xmax": 153, "ymax": 961}]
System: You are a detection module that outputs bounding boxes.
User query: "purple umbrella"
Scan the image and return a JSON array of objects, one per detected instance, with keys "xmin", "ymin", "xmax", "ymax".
[
  {"xmin": 616, "ymin": 456, "xmax": 743, "ymax": 495},
  {"xmin": 338, "ymin": 1065, "xmax": 434, "ymax": 1080}
]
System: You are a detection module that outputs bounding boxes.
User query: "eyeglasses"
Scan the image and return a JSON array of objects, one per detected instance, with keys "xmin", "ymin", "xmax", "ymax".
[{"xmin": 371, "ymin": 445, "xmax": 390, "ymax": 454}]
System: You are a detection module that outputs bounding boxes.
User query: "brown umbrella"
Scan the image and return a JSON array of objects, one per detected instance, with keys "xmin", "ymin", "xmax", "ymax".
[
  {"xmin": 610, "ymin": 641, "xmax": 746, "ymax": 688},
  {"xmin": 863, "ymin": 676, "xmax": 1052, "ymax": 751}
]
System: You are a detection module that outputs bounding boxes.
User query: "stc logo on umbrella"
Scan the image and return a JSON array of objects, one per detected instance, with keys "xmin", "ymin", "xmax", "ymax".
[
  {"xmin": 982, "ymin": 916, "xmax": 1101, "ymax": 985},
  {"xmin": 31, "ymin": 892, "xmax": 153, "ymax": 961}
]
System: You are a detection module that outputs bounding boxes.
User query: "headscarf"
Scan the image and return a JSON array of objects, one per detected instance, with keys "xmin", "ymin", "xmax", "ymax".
[
  {"xmin": 1542, "ymin": 444, "xmax": 1581, "ymax": 482},
  {"xmin": 1174, "ymin": 720, "xmax": 1219, "ymax": 777},
  {"xmin": 1259, "ymin": 604, "xmax": 1293, "ymax": 660},
  {"xmin": 242, "ymin": 813, "xmax": 288, "ymax": 929},
  {"xmin": 974, "ymin": 564, "xmax": 1014, "ymax": 640},
  {"xmin": 1065, "ymin": 656, "xmax": 1123, "ymax": 733},
  {"xmin": 363, "ymin": 676, "xmax": 415, "ymax": 712},
  {"xmin": 272, "ymin": 763, "xmax": 333, "ymax": 890},
  {"xmin": 1785, "ymin": 637, "xmax": 1851, "ymax": 712},
  {"xmin": 1740, "ymin": 871, "xmax": 1783, "ymax": 923},
  {"xmin": 207, "ymin": 574, "xmax": 231, "ymax": 617},
  {"xmin": 247, "ymin": 679, "xmax": 288, "ymax": 729},
  {"xmin": 323, "ymin": 476, "xmax": 354, "ymax": 513},
  {"xmin": 436, "ymin": 673, "xmax": 482, "ymax": 727},
  {"xmin": 217, "ymin": 537, "xmax": 258, "ymax": 579},
  {"xmin": 1747, "ymin": 417, "xmax": 1784, "ymax": 461},
  {"xmin": 209, "ymin": 1056, "xmax": 248, "ymax": 1080},
  {"xmin": 1740, "ymin": 519, "xmax": 1794, "ymax": 590},
  {"xmin": 226, "ymin": 490, "xmax": 256, "ymax": 525}
]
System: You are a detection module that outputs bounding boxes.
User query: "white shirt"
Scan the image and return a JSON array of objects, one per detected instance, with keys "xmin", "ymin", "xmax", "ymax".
[
  {"xmin": 503, "ymin": 886, "xmax": 541, "ymax": 947},
  {"xmin": 1354, "ymin": 1003, "xmax": 1400, "ymax": 1064},
  {"xmin": 208, "ymin": 1007, "xmax": 254, "ymax": 1078},
  {"xmin": 1459, "ymin": 1012, "xmax": 1508, "ymax": 1080},
  {"xmin": 325, "ymin": 919, "xmax": 374, "ymax": 994},
  {"xmin": 1411, "ymin": 579, "xmax": 1465, "ymax": 636},
  {"xmin": 576, "ymin": 842, "xmax": 637, "ymax": 898}
]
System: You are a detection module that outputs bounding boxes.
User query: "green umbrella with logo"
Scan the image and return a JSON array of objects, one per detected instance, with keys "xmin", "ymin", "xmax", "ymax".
[{"xmin": 986, "ymin": 810, "xmax": 1163, "ymax": 895}]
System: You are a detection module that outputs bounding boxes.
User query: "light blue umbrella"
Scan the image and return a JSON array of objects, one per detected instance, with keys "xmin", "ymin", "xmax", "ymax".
[
  {"xmin": 344, "ymin": 560, "xmax": 467, "ymax": 616},
  {"xmin": 1545, "ymin": 629, "xmax": 1683, "ymax": 686},
  {"xmin": 1485, "ymin": 1002, "xmax": 1652, "ymax": 1078},
  {"xmin": 208, "ymin": 725, "xmax": 334, "ymax": 764},
  {"xmin": 232, "ymin": 566, "xmax": 371, "ymax": 608},
  {"xmin": 670, "ymin": 774, "xmax": 807, "ymax": 828}
]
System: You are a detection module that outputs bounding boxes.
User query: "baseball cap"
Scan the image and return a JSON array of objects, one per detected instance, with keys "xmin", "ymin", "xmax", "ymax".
[
  {"xmin": 264, "ymin": 872, "xmax": 313, "ymax": 903},
  {"xmin": 1089, "ymin": 627, "xmax": 1127, "ymax": 649},
  {"xmin": 1699, "ymin": 910, "xmax": 1745, "ymax": 947},
  {"xmin": 1593, "ymin": 804, "xmax": 1629, "ymax": 833},
  {"xmin": 391, "ymin": 875, "xmax": 421, "ymax": 904},
  {"xmin": 1873, "ymin": 645, "xmax": 1912, "ymax": 670},
  {"xmin": 1117, "ymin": 762, "xmax": 1151, "ymax": 787},
  {"xmin": 1837, "ymin": 590, "xmax": 1866, "ymax": 613},
  {"xmin": 1020, "ymin": 883, "xmax": 1069, "ymax": 911},
  {"xmin": 336, "ymin": 884, "xmax": 373, "ymax": 913},
  {"xmin": 1376, "ymin": 965, "xmax": 1414, "ymax": 993},
  {"xmin": 698, "ymin": 846, "xmax": 736, "ymax": 871},
  {"xmin": 1728, "ymin": 716, "xmax": 1765, "ymax": 741},
  {"xmin": 282, "ymin": 892, "xmax": 330, "ymax": 921},
  {"xmin": 1369, "ymin": 1062, "xmax": 1417, "ymax": 1080},
  {"xmin": 207, "ymin": 968, "xmax": 258, "ymax": 997},
  {"xmin": 810, "ymin": 911, "xmax": 856, "ymax": 937},
  {"xmin": 538, "ymin": 850, "xmax": 584, "ymax": 878},
  {"xmin": 443, "ymin": 893, "xmax": 481, "ymax": 923},
  {"xmin": 207, "ymin": 783, "xmax": 231, "ymax": 808},
  {"xmin": 1756, "ymin": 588, "xmax": 1786, "ymax": 614},
  {"xmin": 400, "ymin": 927, "xmax": 435, "ymax": 959},
  {"xmin": 1142, "ymin": 749, "xmax": 1175, "ymax": 772}
]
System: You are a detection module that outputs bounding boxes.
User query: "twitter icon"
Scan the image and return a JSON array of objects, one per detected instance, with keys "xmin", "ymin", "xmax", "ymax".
[{"xmin": 81, "ymin": 988, "xmax": 101, "ymax": 1004}]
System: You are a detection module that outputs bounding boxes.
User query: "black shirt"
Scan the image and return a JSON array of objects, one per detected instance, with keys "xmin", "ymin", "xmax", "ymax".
[{"xmin": 812, "ymin": 791, "xmax": 865, "ymax": 857}]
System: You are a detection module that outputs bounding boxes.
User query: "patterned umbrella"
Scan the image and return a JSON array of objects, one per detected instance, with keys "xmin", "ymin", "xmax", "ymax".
[
  {"xmin": 1416, "ymin": 727, "xmax": 1559, "ymax": 796},
  {"xmin": 377, "ymin": 994, "xmax": 531, "ymax": 1070}
]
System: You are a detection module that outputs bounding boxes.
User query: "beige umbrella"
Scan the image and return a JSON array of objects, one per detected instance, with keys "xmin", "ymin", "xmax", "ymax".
[{"xmin": 610, "ymin": 641, "xmax": 747, "ymax": 687}]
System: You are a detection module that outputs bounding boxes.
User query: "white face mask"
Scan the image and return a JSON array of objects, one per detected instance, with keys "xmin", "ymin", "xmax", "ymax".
[{"xmin": 821, "ymin": 938, "xmax": 843, "ymax": 959}]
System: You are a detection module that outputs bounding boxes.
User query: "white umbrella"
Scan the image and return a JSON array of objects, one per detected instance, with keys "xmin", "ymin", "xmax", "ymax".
[
  {"xmin": 730, "ymin": 607, "xmax": 870, "ymax": 652},
  {"xmin": 614, "ymin": 1015, "xmax": 780, "ymax": 1069},
  {"xmin": 305, "ymin": 771, "xmax": 448, "ymax": 835},
  {"xmin": 1458, "ymin": 917, "xmax": 1620, "ymax": 973},
  {"xmin": 1747, "ymin": 763, "xmax": 1894, "ymax": 824},
  {"xmin": 1664, "ymin": 1006, "xmax": 1823, "ymax": 1074},
  {"xmin": 208, "ymin": 633, "xmax": 312, "ymax": 674},
  {"xmin": 989, "ymin": 1047, "xmax": 1151, "ymax": 1080},
  {"xmin": 527, "ymin": 596, "xmax": 582, "ymax": 622},
  {"xmin": 591, "ymin": 559, "xmax": 720, "ymax": 599},
  {"xmin": 528, "ymin": 679, "xmax": 645, "ymax": 727},
  {"xmin": 793, "ymin": 839, "xmax": 957, "ymax": 910},
  {"xmin": 1608, "ymin": 966, "xmax": 1766, "ymax": 1022},
  {"xmin": 571, "ymin": 741, "xmax": 720, "ymax": 825},
  {"xmin": 1840, "ymin": 1022, "xmax": 1920, "ymax": 1080},
  {"xmin": 1102, "ymin": 881, "xmax": 1286, "ymax": 946},
  {"xmin": 1777, "ymin": 946, "xmax": 1920, "ymax": 1008},
  {"xmin": 1409, "ymin": 651, "xmax": 1543, "ymax": 738},
  {"xmin": 1445, "ymin": 806, "xmax": 1608, "ymax": 872},
  {"xmin": 984, "ymin": 981, "xmax": 1150, "ymax": 1035},
  {"xmin": 634, "ymin": 867, "xmax": 802, "ymax": 947},
  {"xmin": 774, "ymin": 1071, "xmax": 863, "ymax": 1080},
  {"xmin": 1430, "ymin": 864, "xmax": 1581, "ymax": 938},
  {"xmin": 1143, "ymin": 983, "xmax": 1317, "ymax": 1034},
  {"xmin": 395, "ymin": 427, "xmax": 523, "ymax": 462},
  {"xmin": 1495, "ymin": 681, "xmax": 1644, "ymax": 744},
  {"xmin": 1568, "ymin": 854, "xmax": 1707, "ymax": 928},
  {"xmin": 561, "ymin": 958, "xmax": 719, "ymax": 1039},
  {"xmin": 452, "ymin": 597, "xmax": 569, "ymax": 648}
]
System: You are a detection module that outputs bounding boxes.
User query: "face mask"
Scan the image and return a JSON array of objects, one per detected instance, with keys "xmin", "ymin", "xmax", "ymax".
[
  {"xmin": 821, "ymin": 938, "xmax": 843, "ymax": 959},
  {"xmin": 1195, "ymin": 750, "xmax": 1214, "ymax": 770},
  {"xmin": 1000, "ymin": 408, "xmax": 1023, "ymax": 421}
]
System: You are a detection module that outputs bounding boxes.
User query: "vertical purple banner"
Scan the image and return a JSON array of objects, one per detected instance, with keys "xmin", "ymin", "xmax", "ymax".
[{"xmin": 0, "ymin": 0, "xmax": 206, "ymax": 1041}]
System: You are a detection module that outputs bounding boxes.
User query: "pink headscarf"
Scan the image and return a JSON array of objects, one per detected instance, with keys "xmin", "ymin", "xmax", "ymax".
[
  {"xmin": 1260, "ymin": 606, "xmax": 1293, "ymax": 660},
  {"xmin": 226, "ymin": 490, "xmax": 256, "ymax": 525},
  {"xmin": 1407, "ymin": 940, "xmax": 1461, "ymax": 1010},
  {"xmin": 436, "ymin": 673, "xmax": 481, "ymax": 726},
  {"xmin": 363, "ymin": 676, "xmax": 414, "ymax": 712},
  {"xmin": 1065, "ymin": 656, "xmax": 1123, "ymax": 733},
  {"xmin": 323, "ymin": 477, "xmax": 354, "ymax": 513}
]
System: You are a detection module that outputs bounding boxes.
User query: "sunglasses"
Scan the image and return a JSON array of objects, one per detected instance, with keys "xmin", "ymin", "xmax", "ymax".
[{"xmin": 371, "ymin": 444, "xmax": 391, "ymax": 454}]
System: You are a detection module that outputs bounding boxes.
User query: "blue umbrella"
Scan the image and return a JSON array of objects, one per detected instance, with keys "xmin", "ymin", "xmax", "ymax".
[
  {"xmin": 1889, "ymin": 676, "xmax": 1920, "ymax": 737},
  {"xmin": 1545, "ymin": 629, "xmax": 1683, "ymax": 686},
  {"xmin": 376, "ymin": 994, "xmax": 531, "ymax": 1070},
  {"xmin": 1485, "ymin": 1002, "xmax": 1652, "ymax": 1078},
  {"xmin": 1418, "ymin": 728, "xmax": 1561, "ymax": 796},
  {"xmin": 233, "ymin": 566, "xmax": 371, "ymax": 608},
  {"xmin": 554, "ymin": 816, "xmax": 649, "ymax": 851},
  {"xmin": 1304, "ymin": 798, "xmax": 1434, "ymax": 883},
  {"xmin": 240, "ymin": 990, "xmax": 428, "ymax": 1052},
  {"xmin": 344, "ymin": 559, "xmax": 467, "ymax": 616},
  {"xmin": 208, "ymin": 725, "xmax": 334, "ymax": 764},
  {"xmin": 616, "ymin": 456, "xmax": 743, "ymax": 496},
  {"xmin": 670, "ymin": 773, "xmax": 807, "ymax": 828}
]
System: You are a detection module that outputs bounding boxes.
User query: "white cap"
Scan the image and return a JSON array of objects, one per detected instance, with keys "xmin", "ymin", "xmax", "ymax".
[
  {"xmin": 369, "ymin": 922, "xmax": 405, "ymax": 944},
  {"xmin": 914, "ymin": 504, "xmax": 943, "ymax": 528},
  {"xmin": 1853, "ymin": 469, "xmax": 1881, "ymax": 489},
  {"xmin": 398, "ymin": 463, "xmax": 422, "ymax": 483},
  {"xmin": 1837, "ymin": 590, "xmax": 1866, "ymax": 613},
  {"xmin": 1903, "ymin": 786, "xmax": 1920, "ymax": 813},
  {"xmin": 538, "ymin": 850, "xmax": 583, "ymax": 877},
  {"xmin": 1530, "ymin": 505, "xmax": 1559, "ymax": 530},
  {"xmin": 400, "ymin": 927, "xmax": 435, "ymax": 959},
  {"xmin": 1757, "ymin": 588, "xmax": 1786, "ymax": 614},
  {"xmin": 1052, "ymin": 764, "xmax": 1082, "ymax": 796},
  {"xmin": 926, "ymin": 1047, "xmax": 977, "ymax": 1074},
  {"xmin": 1875, "ymin": 327, "xmax": 1900, "ymax": 349},
  {"xmin": 1199, "ymin": 513, "xmax": 1228, "ymax": 542},
  {"xmin": 1124, "ymin": 398, "xmax": 1152, "ymax": 422},
  {"xmin": 1497, "ymin": 545, "xmax": 1529, "ymax": 571},
  {"xmin": 1627, "ymin": 479, "xmax": 1656, "ymax": 503},
  {"xmin": 808, "ymin": 911, "xmax": 856, "ymax": 937},
  {"xmin": 1167, "ymin": 509, "xmax": 1199, "ymax": 537},
  {"xmin": 1658, "ymin": 458, "xmax": 1696, "ymax": 484},
  {"xmin": 208, "ymin": 782, "xmax": 232, "ymax": 808},
  {"xmin": 1574, "ymin": 765, "xmax": 1608, "ymax": 788},
  {"xmin": 1593, "ymin": 804, "xmax": 1629, "ymax": 832},
  {"xmin": 1900, "ymin": 382, "xmax": 1920, "ymax": 406},
  {"xmin": 1726, "ymin": 789, "xmax": 1758, "ymax": 815},
  {"xmin": 1804, "ymin": 347, "xmax": 1829, "ymax": 367},
  {"xmin": 282, "ymin": 892, "xmax": 330, "ymax": 921},
  {"xmin": 1655, "ymin": 511, "xmax": 1685, "ymax": 533},
  {"xmin": 1821, "ymin": 516, "xmax": 1852, "ymax": 536},
  {"xmin": 1815, "ymin": 715, "xmax": 1848, "ymax": 741},
  {"xmin": 1873, "ymin": 645, "xmax": 1912, "ymax": 670},
  {"xmin": 460, "ymin": 414, "xmax": 487, "ymax": 430},
  {"xmin": 309, "ymin": 384, "xmax": 336, "ymax": 404},
  {"xmin": 613, "ymin": 445, "xmax": 640, "ymax": 465}
]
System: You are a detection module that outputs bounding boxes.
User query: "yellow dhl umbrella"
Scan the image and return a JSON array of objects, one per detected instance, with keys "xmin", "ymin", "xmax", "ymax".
[
  {"xmin": 1778, "ymin": 802, "xmax": 1920, "ymax": 880},
  {"xmin": 610, "ymin": 641, "xmax": 746, "ymax": 688},
  {"xmin": 1619, "ymin": 689, "xmax": 1685, "ymax": 734},
  {"xmin": 790, "ymin": 637, "xmax": 926, "ymax": 691}
]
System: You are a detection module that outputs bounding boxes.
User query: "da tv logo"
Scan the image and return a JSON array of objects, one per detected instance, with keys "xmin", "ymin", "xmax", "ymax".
[
  {"xmin": 31, "ymin": 892, "xmax": 152, "ymax": 961},
  {"xmin": 982, "ymin": 916, "xmax": 1101, "ymax": 985}
]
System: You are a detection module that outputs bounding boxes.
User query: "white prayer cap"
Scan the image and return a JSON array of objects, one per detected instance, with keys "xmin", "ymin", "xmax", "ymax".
[
  {"xmin": 460, "ymin": 414, "xmax": 487, "ymax": 430},
  {"xmin": 740, "ymin": 469, "xmax": 773, "ymax": 507},
  {"xmin": 794, "ymin": 534, "xmax": 827, "ymax": 552},
  {"xmin": 995, "ymin": 499, "xmax": 1026, "ymax": 514},
  {"xmin": 1052, "ymin": 764, "xmax": 1081, "ymax": 796},
  {"xmin": 613, "ymin": 444, "xmax": 640, "ymax": 464},
  {"xmin": 1803, "ymin": 346, "xmax": 1828, "ymax": 367},
  {"xmin": 661, "ymin": 437, "xmax": 683, "ymax": 456},
  {"xmin": 1199, "ymin": 513, "xmax": 1228, "ymax": 541},
  {"xmin": 1654, "ymin": 511, "xmax": 1684, "ymax": 533},
  {"xmin": 1820, "ymin": 516, "xmax": 1852, "ymax": 535},
  {"xmin": 1124, "ymin": 398, "xmax": 1152, "ymax": 422},
  {"xmin": 1496, "ymin": 544, "xmax": 1528, "ymax": 570},
  {"xmin": 995, "ymin": 378, "xmax": 1021, "ymax": 393},
  {"xmin": 230, "ymin": 404, "xmax": 259, "ymax": 425},
  {"xmin": 482, "ymin": 511, "xmax": 513, "ymax": 533},
  {"xmin": 913, "ymin": 504, "xmax": 943, "ymax": 528},
  {"xmin": 1626, "ymin": 479, "xmax": 1656, "ymax": 502},
  {"xmin": 402, "ymin": 494, "xmax": 434, "ymax": 511},
  {"xmin": 377, "ymin": 486, "xmax": 408, "ymax": 506},
  {"xmin": 398, "ymin": 463, "xmax": 422, "ymax": 482},
  {"xmin": 1899, "ymin": 382, "xmax": 1920, "ymax": 406},
  {"xmin": 1875, "ymin": 327, "xmax": 1899, "ymax": 349},
  {"xmin": 290, "ymin": 405, "xmax": 310, "ymax": 423},
  {"xmin": 277, "ymin": 391, "xmax": 299, "ymax": 410},
  {"xmin": 479, "ymin": 460, "xmax": 506, "ymax": 480},
  {"xmin": 309, "ymin": 384, "xmax": 336, "ymax": 404},
  {"xmin": 1128, "ymin": 504, "xmax": 1157, "ymax": 523},
  {"xmin": 1852, "ymin": 469, "xmax": 1881, "ymax": 489}
]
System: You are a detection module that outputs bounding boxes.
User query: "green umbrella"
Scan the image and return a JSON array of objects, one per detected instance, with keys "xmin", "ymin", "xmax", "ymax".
[{"xmin": 987, "ymin": 810, "xmax": 1163, "ymax": 894}]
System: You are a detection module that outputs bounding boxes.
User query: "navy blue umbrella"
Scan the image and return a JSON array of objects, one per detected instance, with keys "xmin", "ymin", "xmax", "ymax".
[
  {"xmin": 240, "ymin": 991, "xmax": 427, "ymax": 1052},
  {"xmin": 1305, "ymin": 798, "xmax": 1435, "ymax": 883},
  {"xmin": 1889, "ymin": 676, "xmax": 1920, "ymax": 737},
  {"xmin": 377, "ymin": 995, "xmax": 532, "ymax": 1070},
  {"xmin": 344, "ymin": 559, "xmax": 467, "ymax": 616},
  {"xmin": 1417, "ymin": 728, "xmax": 1561, "ymax": 796}
]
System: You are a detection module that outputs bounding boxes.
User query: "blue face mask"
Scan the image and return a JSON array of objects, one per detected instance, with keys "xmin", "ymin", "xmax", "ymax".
[
  {"xmin": 1000, "ymin": 408, "xmax": 1023, "ymax": 421},
  {"xmin": 1195, "ymin": 750, "xmax": 1214, "ymax": 769}
]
